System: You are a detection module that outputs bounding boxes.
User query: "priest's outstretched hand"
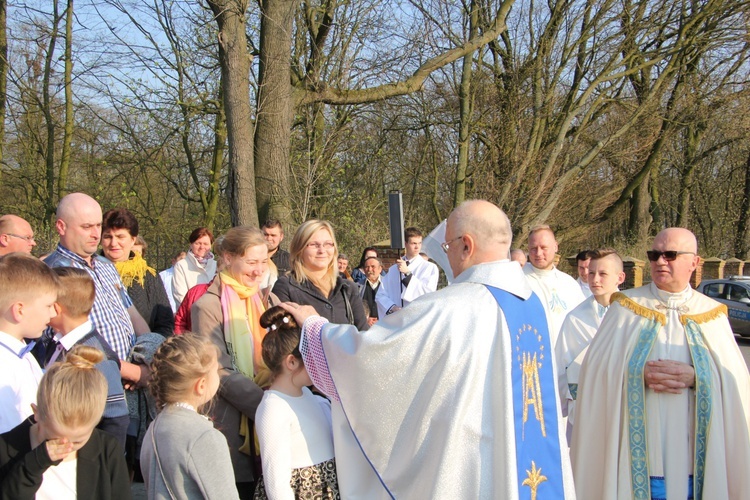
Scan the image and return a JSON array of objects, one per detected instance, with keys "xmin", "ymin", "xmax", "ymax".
[
  {"xmin": 644, "ymin": 359, "xmax": 695, "ymax": 394},
  {"xmin": 279, "ymin": 302, "xmax": 319, "ymax": 325}
]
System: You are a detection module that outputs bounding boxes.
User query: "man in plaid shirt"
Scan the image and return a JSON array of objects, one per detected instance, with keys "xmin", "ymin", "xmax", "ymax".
[{"xmin": 44, "ymin": 192, "xmax": 150, "ymax": 385}]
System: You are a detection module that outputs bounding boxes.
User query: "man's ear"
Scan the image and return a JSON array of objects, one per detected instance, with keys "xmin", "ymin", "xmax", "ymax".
[
  {"xmin": 463, "ymin": 234, "xmax": 476, "ymax": 259},
  {"xmin": 55, "ymin": 219, "xmax": 66, "ymax": 237}
]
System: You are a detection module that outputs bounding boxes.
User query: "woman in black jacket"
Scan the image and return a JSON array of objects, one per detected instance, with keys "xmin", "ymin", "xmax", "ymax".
[
  {"xmin": 102, "ymin": 208, "xmax": 174, "ymax": 336},
  {"xmin": 273, "ymin": 220, "xmax": 368, "ymax": 330}
]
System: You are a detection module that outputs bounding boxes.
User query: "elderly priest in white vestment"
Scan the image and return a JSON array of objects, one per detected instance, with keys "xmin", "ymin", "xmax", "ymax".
[
  {"xmin": 571, "ymin": 228, "xmax": 750, "ymax": 500},
  {"xmin": 281, "ymin": 200, "xmax": 575, "ymax": 499}
]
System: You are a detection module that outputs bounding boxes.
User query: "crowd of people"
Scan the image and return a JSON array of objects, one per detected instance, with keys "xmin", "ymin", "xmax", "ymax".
[{"xmin": 0, "ymin": 192, "xmax": 749, "ymax": 500}]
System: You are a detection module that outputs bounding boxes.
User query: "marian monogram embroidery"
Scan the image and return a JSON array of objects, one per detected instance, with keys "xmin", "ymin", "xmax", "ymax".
[{"xmin": 517, "ymin": 323, "xmax": 546, "ymax": 438}]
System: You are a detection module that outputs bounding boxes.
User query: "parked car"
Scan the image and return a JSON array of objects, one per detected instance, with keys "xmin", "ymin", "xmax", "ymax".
[{"xmin": 697, "ymin": 276, "xmax": 750, "ymax": 337}]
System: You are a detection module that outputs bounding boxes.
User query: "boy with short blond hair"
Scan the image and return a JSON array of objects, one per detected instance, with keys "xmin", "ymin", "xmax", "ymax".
[
  {"xmin": 0, "ymin": 253, "xmax": 59, "ymax": 433},
  {"xmin": 46, "ymin": 267, "xmax": 130, "ymax": 449}
]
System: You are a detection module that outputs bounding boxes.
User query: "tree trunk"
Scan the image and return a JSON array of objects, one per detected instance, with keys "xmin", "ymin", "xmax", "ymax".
[
  {"xmin": 0, "ymin": 0, "xmax": 6, "ymax": 187},
  {"xmin": 628, "ymin": 176, "xmax": 651, "ymax": 247},
  {"xmin": 734, "ymin": 150, "xmax": 750, "ymax": 259},
  {"xmin": 254, "ymin": 0, "xmax": 298, "ymax": 225},
  {"xmin": 454, "ymin": 1, "xmax": 478, "ymax": 207},
  {"xmin": 42, "ymin": 1, "xmax": 62, "ymax": 224},
  {"xmin": 58, "ymin": 0, "xmax": 73, "ymax": 200},
  {"xmin": 208, "ymin": 0, "xmax": 258, "ymax": 227},
  {"xmin": 205, "ymin": 94, "xmax": 227, "ymax": 231}
]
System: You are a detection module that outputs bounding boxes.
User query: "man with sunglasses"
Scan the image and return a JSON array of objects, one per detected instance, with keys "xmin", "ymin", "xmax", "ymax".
[
  {"xmin": 571, "ymin": 228, "xmax": 750, "ymax": 499},
  {"xmin": 0, "ymin": 215, "xmax": 36, "ymax": 255}
]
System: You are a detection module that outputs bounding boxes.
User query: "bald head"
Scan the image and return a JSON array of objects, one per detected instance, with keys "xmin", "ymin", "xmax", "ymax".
[
  {"xmin": 445, "ymin": 200, "xmax": 512, "ymax": 277},
  {"xmin": 654, "ymin": 228, "xmax": 698, "ymax": 254},
  {"xmin": 0, "ymin": 215, "xmax": 36, "ymax": 255},
  {"xmin": 55, "ymin": 193, "xmax": 103, "ymax": 261}
]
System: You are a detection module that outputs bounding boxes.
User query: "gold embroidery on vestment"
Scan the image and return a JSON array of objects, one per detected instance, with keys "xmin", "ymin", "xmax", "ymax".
[
  {"xmin": 522, "ymin": 461, "xmax": 548, "ymax": 500},
  {"xmin": 611, "ymin": 293, "xmax": 666, "ymax": 324},
  {"xmin": 680, "ymin": 304, "xmax": 727, "ymax": 326}
]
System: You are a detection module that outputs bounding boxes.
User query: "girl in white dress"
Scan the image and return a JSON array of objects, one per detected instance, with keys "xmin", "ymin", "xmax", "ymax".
[{"xmin": 254, "ymin": 306, "xmax": 339, "ymax": 500}]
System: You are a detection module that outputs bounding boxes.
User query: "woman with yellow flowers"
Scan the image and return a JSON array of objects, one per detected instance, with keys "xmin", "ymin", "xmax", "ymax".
[
  {"xmin": 102, "ymin": 208, "xmax": 174, "ymax": 336},
  {"xmin": 191, "ymin": 225, "xmax": 278, "ymax": 500}
]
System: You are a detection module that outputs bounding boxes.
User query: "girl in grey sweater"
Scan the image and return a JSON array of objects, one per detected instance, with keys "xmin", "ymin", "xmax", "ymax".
[{"xmin": 140, "ymin": 334, "xmax": 239, "ymax": 500}]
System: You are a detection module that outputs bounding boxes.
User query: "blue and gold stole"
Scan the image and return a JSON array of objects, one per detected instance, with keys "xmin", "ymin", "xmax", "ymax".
[
  {"xmin": 487, "ymin": 286, "xmax": 565, "ymax": 499},
  {"xmin": 611, "ymin": 293, "xmax": 722, "ymax": 500}
]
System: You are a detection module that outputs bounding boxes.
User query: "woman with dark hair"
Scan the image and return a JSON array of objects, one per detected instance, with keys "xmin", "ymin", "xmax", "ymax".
[
  {"xmin": 171, "ymin": 227, "xmax": 217, "ymax": 307},
  {"xmin": 102, "ymin": 208, "xmax": 174, "ymax": 336},
  {"xmin": 272, "ymin": 220, "xmax": 368, "ymax": 330}
]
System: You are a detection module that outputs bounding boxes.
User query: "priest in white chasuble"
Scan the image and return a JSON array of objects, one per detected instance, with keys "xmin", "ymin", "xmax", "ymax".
[
  {"xmin": 571, "ymin": 228, "xmax": 750, "ymax": 500},
  {"xmin": 281, "ymin": 200, "xmax": 575, "ymax": 499}
]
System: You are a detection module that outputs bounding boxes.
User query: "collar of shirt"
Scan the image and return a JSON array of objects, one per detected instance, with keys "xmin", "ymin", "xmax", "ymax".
[
  {"xmin": 0, "ymin": 330, "xmax": 36, "ymax": 358},
  {"xmin": 55, "ymin": 244, "xmax": 95, "ymax": 269},
  {"xmin": 367, "ymin": 278, "xmax": 382, "ymax": 290},
  {"xmin": 54, "ymin": 320, "xmax": 94, "ymax": 351}
]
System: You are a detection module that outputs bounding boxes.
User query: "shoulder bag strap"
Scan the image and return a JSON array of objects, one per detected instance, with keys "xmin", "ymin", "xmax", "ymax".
[{"xmin": 150, "ymin": 414, "xmax": 177, "ymax": 500}]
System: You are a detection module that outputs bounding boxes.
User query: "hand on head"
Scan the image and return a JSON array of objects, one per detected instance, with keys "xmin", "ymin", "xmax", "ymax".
[{"xmin": 278, "ymin": 302, "xmax": 319, "ymax": 325}]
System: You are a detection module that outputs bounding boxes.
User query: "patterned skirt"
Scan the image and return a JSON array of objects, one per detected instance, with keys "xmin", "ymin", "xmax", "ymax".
[{"xmin": 254, "ymin": 457, "xmax": 340, "ymax": 500}]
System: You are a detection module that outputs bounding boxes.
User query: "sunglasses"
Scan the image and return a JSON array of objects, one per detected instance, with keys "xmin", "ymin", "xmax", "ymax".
[{"xmin": 646, "ymin": 250, "xmax": 695, "ymax": 262}]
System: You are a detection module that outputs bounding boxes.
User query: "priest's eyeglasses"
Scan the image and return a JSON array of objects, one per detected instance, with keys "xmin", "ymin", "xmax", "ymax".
[
  {"xmin": 441, "ymin": 235, "xmax": 464, "ymax": 253},
  {"xmin": 646, "ymin": 250, "xmax": 696, "ymax": 262}
]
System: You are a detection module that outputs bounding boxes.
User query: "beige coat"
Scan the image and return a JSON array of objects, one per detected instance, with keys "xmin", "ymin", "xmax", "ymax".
[{"xmin": 191, "ymin": 276, "xmax": 278, "ymax": 484}]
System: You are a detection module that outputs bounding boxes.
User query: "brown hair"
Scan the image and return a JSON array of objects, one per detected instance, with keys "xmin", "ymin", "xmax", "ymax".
[
  {"xmin": 589, "ymin": 247, "xmax": 623, "ymax": 270},
  {"xmin": 189, "ymin": 227, "xmax": 214, "ymax": 244},
  {"xmin": 52, "ymin": 267, "xmax": 95, "ymax": 317},
  {"xmin": 150, "ymin": 333, "xmax": 219, "ymax": 410},
  {"xmin": 404, "ymin": 227, "xmax": 423, "ymax": 241},
  {"xmin": 0, "ymin": 253, "xmax": 59, "ymax": 311},
  {"xmin": 259, "ymin": 306, "xmax": 301, "ymax": 375},
  {"xmin": 289, "ymin": 220, "xmax": 338, "ymax": 292},
  {"xmin": 37, "ymin": 345, "xmax": 107, "ymax": 427},
  {"xmin": 102, "ymin": 208, "xmax": 139, "ymax": 236},
  {"xmin": 261, "ymin": 219, "xmax": 284, "ymax": 233}
]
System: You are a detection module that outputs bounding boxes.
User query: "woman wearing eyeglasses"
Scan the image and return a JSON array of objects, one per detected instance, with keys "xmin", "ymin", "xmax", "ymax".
[{"xmin": 272, "ymin": 220, "xmax": 369, "ymax": 330}]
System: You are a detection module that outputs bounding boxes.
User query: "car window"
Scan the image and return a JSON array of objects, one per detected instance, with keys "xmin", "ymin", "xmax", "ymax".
[
  {"xmin": 703, "ymin": 283, "xmax": 724, "ymax": 299},
  {"xmin": 727, "ymin": 284, "xmax": 750, "ymax": 302}
]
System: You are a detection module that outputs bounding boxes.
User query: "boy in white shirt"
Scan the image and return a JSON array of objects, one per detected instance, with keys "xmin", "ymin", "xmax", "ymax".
[{"xmin": 0, "ymin": 253, "xmax": 59, "ymax": 432}]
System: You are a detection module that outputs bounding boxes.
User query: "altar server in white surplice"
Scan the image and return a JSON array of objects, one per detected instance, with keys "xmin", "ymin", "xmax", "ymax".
[
  {"xmin": 375, "ymin": 227, "xmax": 438, "ymax": 318},
  {"xmin": 571, "ymin": 228, "xmax": 750, "ymax": 500},
  {"xmin": 280, "ymin": 200, "xmax": 575, "ymax": 500},
  {"xmin": 523, "ymin": 226, "xmax": 585, "ymax": 346},
  {"xmin": 555, "ymin": 248, "xmax": 625, "ymax": 442}
]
